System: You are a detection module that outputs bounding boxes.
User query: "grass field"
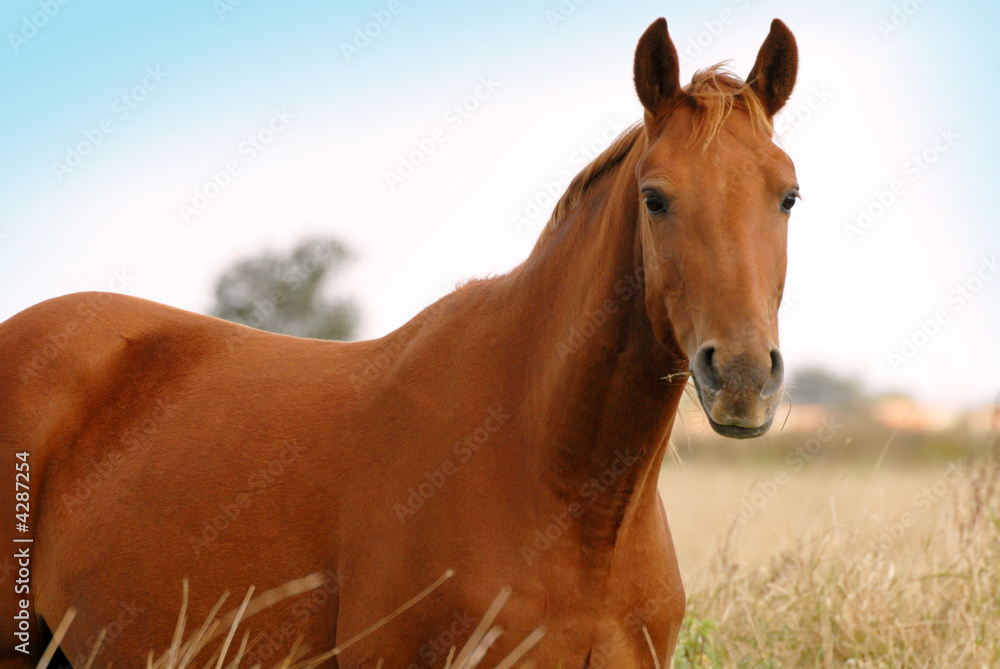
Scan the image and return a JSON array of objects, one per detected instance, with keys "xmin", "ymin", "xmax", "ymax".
[
  {"xmin": 659, "ymin": 459, "xmax": 962, "ymax": 576},
  {"xmin": 660, "ymin": 429, "xmax": 1000, "ymax": 667}
]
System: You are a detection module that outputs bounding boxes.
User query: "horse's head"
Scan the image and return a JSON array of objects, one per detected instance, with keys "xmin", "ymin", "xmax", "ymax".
[{"xmin": 633, "ymin": 18, "xmax": 798, "ymax": 439}]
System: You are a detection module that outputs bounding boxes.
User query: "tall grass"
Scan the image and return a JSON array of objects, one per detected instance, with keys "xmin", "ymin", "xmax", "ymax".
[
  {"xmin": 674, "ymin": 453, "xmax": 1000, "ymax": 668},
  {"xmin": 38, "ymin": 571, "xmax": 544, "ymax": 669}
]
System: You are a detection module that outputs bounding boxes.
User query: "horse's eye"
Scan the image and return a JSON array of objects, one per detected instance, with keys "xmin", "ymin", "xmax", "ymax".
[
  {"xmin": 644, "ymin": 194, "xmax": 667, "ymax": 215},
  {"xmin": 781, "ymin": 193, "xmax": 798, "ymax": 213}
]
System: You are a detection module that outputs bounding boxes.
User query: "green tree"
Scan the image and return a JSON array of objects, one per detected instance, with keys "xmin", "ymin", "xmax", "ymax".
[{"xmin": 211, "ymin": 237, "xmax": 358, "ymax": 340}]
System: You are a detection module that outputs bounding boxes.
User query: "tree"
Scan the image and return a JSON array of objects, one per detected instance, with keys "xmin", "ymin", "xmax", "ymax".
[
  {"xmin": 210, "ymin": 237, "xmax": 358, "ymax": 340},
  {"xmin": 788, "ymin": 367, "xmax": 865, "ymax": 408}
]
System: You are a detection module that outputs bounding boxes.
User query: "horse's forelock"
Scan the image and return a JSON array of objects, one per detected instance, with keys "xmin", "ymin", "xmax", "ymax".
[{"xmin": 685, "ymin": 64, "xmax": 774, "ymax": 152}]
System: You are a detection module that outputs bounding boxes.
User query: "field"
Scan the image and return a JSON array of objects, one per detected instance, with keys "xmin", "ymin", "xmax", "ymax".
[{"xmin": 660, "ymin": 409, "xmax": 1000, "ymax": 668}]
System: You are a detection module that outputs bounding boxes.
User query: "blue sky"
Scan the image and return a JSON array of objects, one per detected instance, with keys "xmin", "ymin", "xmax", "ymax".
[{"xmin": 1, "ymin": 0, "xmax": 998, "ymax": 406}]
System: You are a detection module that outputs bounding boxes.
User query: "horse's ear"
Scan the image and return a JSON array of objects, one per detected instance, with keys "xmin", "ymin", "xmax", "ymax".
[
  {"xmin": 634, "ymin": 18, "xmax": 681, "ymax": 117},
  {"xmin": 748, "ymin": 19, "xmax": 798, "ymax": 117}
]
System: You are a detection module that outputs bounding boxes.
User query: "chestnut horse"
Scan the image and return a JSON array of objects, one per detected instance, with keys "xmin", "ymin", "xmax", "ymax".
[{"xmin": 0, "ymin": 18, "xmax": 798, "ymax": 669}]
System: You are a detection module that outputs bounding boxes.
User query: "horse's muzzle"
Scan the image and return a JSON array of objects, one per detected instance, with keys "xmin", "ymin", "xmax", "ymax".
[{"xmin": 691, "ymin": 343, "xmax": 784, "ymax": 439}]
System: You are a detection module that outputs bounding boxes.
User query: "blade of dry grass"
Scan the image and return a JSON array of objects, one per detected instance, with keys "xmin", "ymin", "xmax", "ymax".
[
  {"xmin": 462, "ymin": 626, "xmax": 503, "ymax": 669},
  {"xmin": 490, "ymin": 627, "xmax": 545, "ymax": 669},
  {"xmin": 223, "ymin": 632, "xmax": 251, "ymax": 669},
  {"xmin": 267, "ymin": 635, "xmax": 303, "ymax": 669},
  {"xmin": 641, "ymin": 626, "xmax": 660, "ymax": 669},
  {"xmin": 36, "ymin": 607, "xmax": 76, "ymax": 669},
  {"xmin": 214, "ymin": 586, "xmax": 255, "ymax": 669},
  {"xmin": 209, "ymin": 573, "xmax": 325, "ymax": 646},
  {"xmin": 82, "ymin": 628, "xmax": 107, "ymax": 669},
  {"xmin": 451, "ymin": 586, "xmax": 511, "ymax": 669},
  {"xmin": 166, "ymin": 581, "xmax": 190, "ymax": 669},
  {"xmin": 290, "ymin": 568, "xmax": 455, "ymax": 669},
  {"xmin": 857, "ymin": 403, "xmax": 915, "ymax": 520}
]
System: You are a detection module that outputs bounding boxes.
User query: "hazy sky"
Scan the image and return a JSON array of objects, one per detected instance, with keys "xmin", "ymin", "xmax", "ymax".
[{"xmin": 2, "ymin": 0, "xmax": 997, "ymax": 407}]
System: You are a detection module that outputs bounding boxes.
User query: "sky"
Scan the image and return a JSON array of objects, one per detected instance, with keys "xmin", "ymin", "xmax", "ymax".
[{"xmin": 1, "ymin": 0, "xmax": 997, "ymax": 408}]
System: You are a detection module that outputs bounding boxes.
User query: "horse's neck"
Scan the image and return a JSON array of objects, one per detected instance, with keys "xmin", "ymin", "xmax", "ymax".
[{"xmin": 511, "ymin": 144, "xmax": 687, "ymax": 547}]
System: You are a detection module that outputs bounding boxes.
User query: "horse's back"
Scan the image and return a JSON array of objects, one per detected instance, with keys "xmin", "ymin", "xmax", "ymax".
[
  {"xmin": 0, "ymin": 292, "xmax": 362, "ymax": 666},
  {"xmin": 0, "ymin": 291, "xmax": 351, "ymax": 471}
]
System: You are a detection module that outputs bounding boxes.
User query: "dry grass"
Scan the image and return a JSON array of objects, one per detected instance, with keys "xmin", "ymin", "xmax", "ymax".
[
  {"xmin": 660, "ymin": 462, "xmax": 955, "ymax": 573},
  {"xmin": 38, "ymin": 570, "xmax": 544, "ymax": 669},
  {"xmin": 669, "ymin": 454, "xmax": 1000, "ymax": 668}
]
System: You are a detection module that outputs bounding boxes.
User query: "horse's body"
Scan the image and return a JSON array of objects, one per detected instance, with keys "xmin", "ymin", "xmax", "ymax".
[{"xmin": 0, "ymin": 18, "xmax": 798, "ymax": 669}]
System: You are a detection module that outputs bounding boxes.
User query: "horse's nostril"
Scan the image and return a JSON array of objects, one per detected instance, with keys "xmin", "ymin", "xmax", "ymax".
[
  {"xmin": 770, "ymin": 348, "xmax": 783, "ymax": 377},
  {"xmin": 762, "ymin": 348, "xmax": 784, "ymax": 399},
  {"xmin": 693, "ymin": 345, "xmax": 721, "ymax": 392}
]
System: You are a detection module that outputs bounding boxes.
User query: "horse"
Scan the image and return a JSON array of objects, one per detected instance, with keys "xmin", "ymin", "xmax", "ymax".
[{"xmin": 0, "ymin": 17, "xmax": 798, "ymax": 669}]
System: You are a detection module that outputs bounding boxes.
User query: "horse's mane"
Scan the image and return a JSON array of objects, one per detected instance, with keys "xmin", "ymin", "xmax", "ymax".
[
  {"xmin": 685, "ymin": 63, "xmax": 772, "ymax": 150},
  {"xmin": 547, "ymin": 122, "xmax": 644, "ymax": 232},
  {"xmin": 544, "ymin": 64, "xmax": 772, "ymax": 234}
]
